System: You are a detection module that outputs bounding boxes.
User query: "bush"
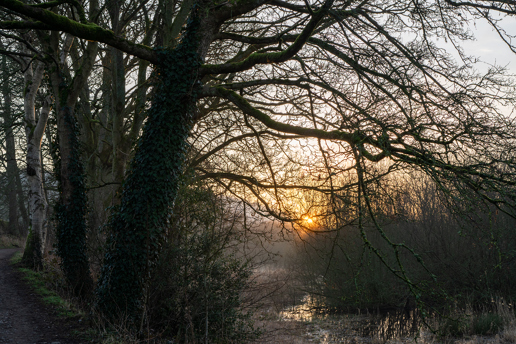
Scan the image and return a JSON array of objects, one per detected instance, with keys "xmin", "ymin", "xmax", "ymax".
[
  {"xmin": 0, "ymin": 233, "xmax": 23, "ymax": 249},
  {"xmin": 148, "ymin": 234, "xmax": 258, "ymax": 343},
  {"xmin": 145, "ymin": 183, "xmax": 260, "ymax": 343},
  {"xmin": 472, "ymin": 313, "xmax": 504, "ymax": 335}
]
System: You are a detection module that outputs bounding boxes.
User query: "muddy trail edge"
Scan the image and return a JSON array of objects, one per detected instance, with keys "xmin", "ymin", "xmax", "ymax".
[{"xmin": 0, "ymin": 248, "xmax": 83, "ymax": 344}]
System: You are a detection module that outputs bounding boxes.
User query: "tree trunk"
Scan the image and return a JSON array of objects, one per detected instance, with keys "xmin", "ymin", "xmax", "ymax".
[
  {"xmin": 21, "ymin": 57, "xmax": 48, "ymax": 269},
  {"xmin": 15, "ymin": 167, "xmax": 29, "ymax": 235},
  {"xmin": 54, "ymin": 100, "xmax": 92, "ymax": 294},
  {"xmin": 47, "ymin": 31, "xmax": 97, "ymax": 296},
  {"xmin": 2, "ymin": 55, "xmax": 19, "ymax": 236},
  {"xmin": 95, "ymin": 11, "xmax": 210, "ymax": 320}
]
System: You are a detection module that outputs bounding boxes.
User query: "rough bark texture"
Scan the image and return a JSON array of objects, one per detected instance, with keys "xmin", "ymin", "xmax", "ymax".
[
  {"xmin": 15, "ymin": 167, "xmax": 29, "ymax": 235},
  {"xmin": 21, "ymin": 57, "xmax": 48, "ymax": 269}
]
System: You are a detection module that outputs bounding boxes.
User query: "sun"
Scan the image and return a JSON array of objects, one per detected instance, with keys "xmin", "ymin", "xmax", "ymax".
[{"xmin": 302, "ymin": 215, "xmax": 314, "ymax": 224}]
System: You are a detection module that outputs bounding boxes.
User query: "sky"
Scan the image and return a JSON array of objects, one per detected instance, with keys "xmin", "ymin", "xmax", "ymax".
[{"xmin": 457, "ymin": 15, "xmax": 516, "ymax": 73}]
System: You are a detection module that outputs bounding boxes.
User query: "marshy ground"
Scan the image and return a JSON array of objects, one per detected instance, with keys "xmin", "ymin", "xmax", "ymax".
[
  {"xmin": 248, "ymin": 267, "xmax": 516, "ymax": 344},
  {"xmin": 252, "ymin": 305, "xmax": 516, "ymax": 344}
]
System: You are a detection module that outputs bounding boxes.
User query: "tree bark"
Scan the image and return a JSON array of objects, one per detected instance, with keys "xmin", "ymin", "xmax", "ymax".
[
  {"xmin": 47, "ymin": 30, "xmax": 98, "ymax": 296},
  {"xmin": 2, "ymin": 54, "xmax": 19, "ymax": 236},
  {"xmin": 15, "ymin": 166, "xmax": 29, "ymax": 235},
  {"xmin": 21, "ymin": 55, "xmax": 48, "ymax": 269}
]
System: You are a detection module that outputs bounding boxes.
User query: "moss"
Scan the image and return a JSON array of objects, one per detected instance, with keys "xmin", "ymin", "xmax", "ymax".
[
  {"xmin": 1, "ymin": 0, "xmax": 157, "ymax": 62},
  {"xmin": 17, "ymin": 266, "xmax": 79, "ymax": 319},
  {"xmin": 10, "ymin": 251, "xmax": 22, "ymax": 264},
  {"xmin": 21, "ymin": 228, "xmax": 43, "ymax": 269}
]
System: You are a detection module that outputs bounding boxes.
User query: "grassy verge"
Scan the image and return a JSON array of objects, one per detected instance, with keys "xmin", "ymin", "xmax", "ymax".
[
  {"xmin": 9, "ymin": 251, "xmax": 128, "ymax": 344},
  {"xmin": 9, "ymin": 251, "xmax": 100, "ymax": 343},
  {"xmin": 10, "ymin": 251, "xmax": 22, "ymax": 263},
  {"xmin": 10, "ymin": 251, "xmax": 79, "ymax": 318},
  {"xmin": 0, "ymin": 234, "xmax": 24, "ymax": 249}
]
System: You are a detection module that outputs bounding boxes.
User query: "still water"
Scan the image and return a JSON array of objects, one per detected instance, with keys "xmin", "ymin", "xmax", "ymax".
[{"xmin": 280, "ymin": 295, "xmax": 434, "ymax": 343}]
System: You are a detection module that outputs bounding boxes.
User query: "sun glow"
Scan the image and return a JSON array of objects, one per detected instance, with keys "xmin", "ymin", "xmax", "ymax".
[{"xmin": 303, "ymin": 215, "xmax": 314, "ymax": 224}]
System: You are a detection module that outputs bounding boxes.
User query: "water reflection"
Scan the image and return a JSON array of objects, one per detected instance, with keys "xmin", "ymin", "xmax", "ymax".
[
  {"xmin": 368, "ymin": 309, "xmax": 422, "ymax": 341},
  {"xmin": 280, "ymin": 295, "xmax": 321, "ymax": 322},
  {"xmin": 280, "ymin": 295, "xmax": 430, "ymax": 343}
]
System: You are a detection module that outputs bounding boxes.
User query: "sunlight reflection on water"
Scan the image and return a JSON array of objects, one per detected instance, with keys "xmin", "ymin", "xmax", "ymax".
[
  {"xmin": 280, "ymin": 294, "xmax": 319, "ymax": 322},
  {"xmin": 280, "ymin": 295, "xmax": 433, "ymax": 343}
]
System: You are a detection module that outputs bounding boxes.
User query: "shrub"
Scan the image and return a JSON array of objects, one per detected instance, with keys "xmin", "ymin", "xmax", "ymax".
[
  {"xmin": 145, "ymin": 183, "xmax": 260, "ymax": 343},
  {"xmin": 472, "ymin": 313, "xmax": 504, "ymax": 335}
]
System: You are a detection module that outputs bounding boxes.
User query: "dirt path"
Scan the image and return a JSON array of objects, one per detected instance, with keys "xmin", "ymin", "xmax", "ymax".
[{"xmin": 0, "ymin": 249, "xmax": 81, "ymax": 344}]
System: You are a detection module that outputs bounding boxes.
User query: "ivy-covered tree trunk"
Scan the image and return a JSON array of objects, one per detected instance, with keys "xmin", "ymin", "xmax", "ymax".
[
  {"xmin": 48, "ymin": 32, "xmax": 98, "ymax": 296},
  {"xmin": 53, "ymin": 104, "xmax": 93, "ymax": 296},
  {"xmin": 95, "ymin": 12, "xmax": 204, "ymax": 319}
]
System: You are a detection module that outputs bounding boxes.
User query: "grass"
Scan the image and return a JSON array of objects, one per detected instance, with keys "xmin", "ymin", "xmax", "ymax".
[
  {"xmin": 10, "ymin": 251, "xmax": 22, "ymax": 263},
  {"xmin": 472, "ymin": 313, "xmax": 504, "ymax": 335},
  {"xmin": 10, "ymin": 251, "xmax": 80, "ymax": 319},
  {"xmin": 430, "ymin": 298, "xmax": 516, "ymax": 343},
  {"xmin": 0, "ymin": 234, "xmax": 24, "ymax": 249},
  {"xmin": 502, "ymin": 321, "xmax": 516, "ymax": 342},
  {"xmin": 9, "ymin": 251, "xmax": 144, "ymax": 344},
  {"xmin": 8, "ymin": 251, "xmax": 102, "ymax": 343}
]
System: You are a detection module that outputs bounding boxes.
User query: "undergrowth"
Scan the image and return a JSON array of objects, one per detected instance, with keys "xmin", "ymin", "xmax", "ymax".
[
  {"xmin": 0, "ymin": 234, "xmax": 24, "ymax": 249},
  {"xmin": 436, "ymin": 298, "xmax": 516, "ymax": 339}
]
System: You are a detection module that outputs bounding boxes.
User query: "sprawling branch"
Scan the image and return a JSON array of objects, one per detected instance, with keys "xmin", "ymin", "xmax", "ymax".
[
  {"xmin": 0, "ymin": 20, "xmax": 50, "ymax": 30},
  {"xmin": 197, "ymin": 170, "xmax": 359, "ymax": 193},
  {"xmin": 211, "ymin": 85, "xmax": 356, "ymax": 144},
  {"xmin": 0, "ymin": 0, "xmax": 158, "ymax": 63},
  {"xmin": 445, "ymin": 0, "xmax": 516, "ymax": 15},
  {"xmin": 200, "ymin": 0, "xmax": 334, "ymax": 75}
]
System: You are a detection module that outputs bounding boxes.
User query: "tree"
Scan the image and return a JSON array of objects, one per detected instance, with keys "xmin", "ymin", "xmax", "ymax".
[
  {"xmin": 48, "ymin": 31, "xmax": 97, "ymax": 295},
  {"xmin": 21, "ymin": 53, "xmax": 49, "ymax": 268},
  {"xmin": 0, "ymin": 52, "xmax": 23, "ymax": 236},
  {"xmin": 0, "ymin": 34, "xmax": 50, "ymax": 266},
  {"xmin": 1, "ymin": 0, "xmax": 516, "ymax": 322}
]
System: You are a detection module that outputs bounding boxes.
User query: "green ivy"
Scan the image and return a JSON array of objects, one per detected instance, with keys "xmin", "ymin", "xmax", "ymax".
[
  {"xmin": 95, "ymin": 7, "xmax": 202, "ymax": 321},
  {"xmin": 53, "ymin": 99, "xmax": 93, "ymax": 297}
]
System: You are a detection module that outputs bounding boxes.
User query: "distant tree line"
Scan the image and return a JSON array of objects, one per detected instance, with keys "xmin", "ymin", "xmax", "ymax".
[{"xmin": 291, "ymin": 171, "xmax": 516, "ymax": 311}]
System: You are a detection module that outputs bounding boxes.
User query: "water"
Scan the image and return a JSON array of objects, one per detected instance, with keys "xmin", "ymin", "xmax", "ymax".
[{"xmin": 280, "ymin": 295, "xmax": 433, "ymax": 343}]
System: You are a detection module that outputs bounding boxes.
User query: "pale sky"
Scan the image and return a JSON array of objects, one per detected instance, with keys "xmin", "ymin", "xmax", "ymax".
[{"xmin": 458, "ymin": 15, "xmax": 516, "ymax": 73}]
